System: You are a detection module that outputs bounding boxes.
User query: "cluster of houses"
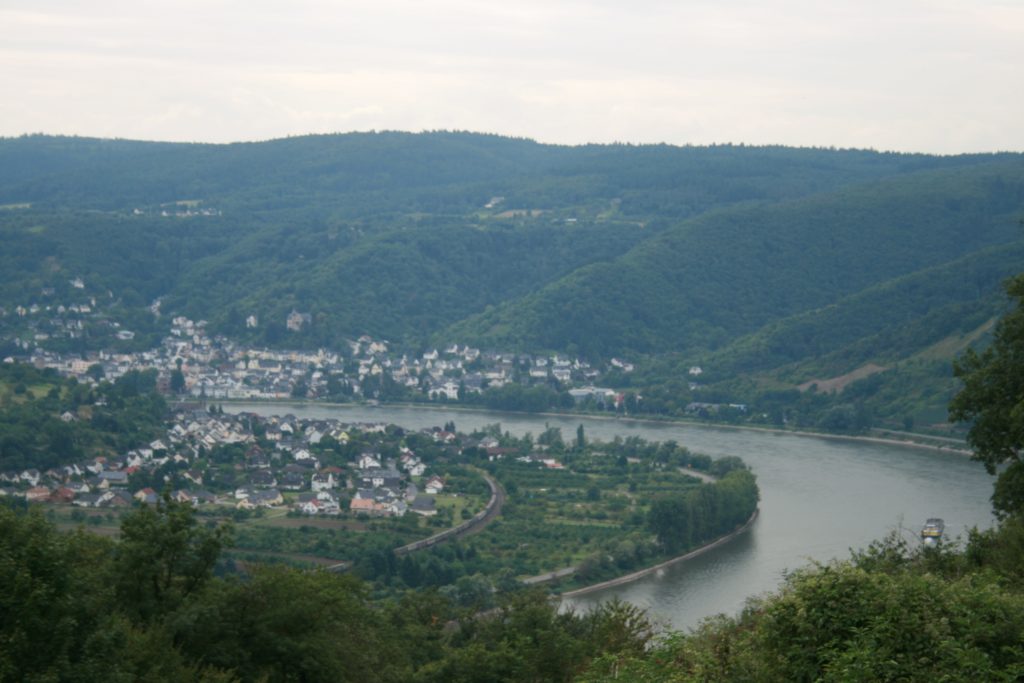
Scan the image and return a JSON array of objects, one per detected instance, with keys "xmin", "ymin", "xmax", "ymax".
[
  {"xmin": 346, "ymin": 451, "xmax": 445, "ymax": 518},
  {"xmin": 8, "ymin": 311, "xmax": 638, "ymax": 408},
  {"xmin": 0, "ymin": 409, "xmax": 464, "ymax": 520},
  {"xmin": 1, "ymin": 441, "xmax": 204, "ymax": 510},
  {"xmin": 0, "ymin": 279, "xmax": 137, "ymax": 349}
]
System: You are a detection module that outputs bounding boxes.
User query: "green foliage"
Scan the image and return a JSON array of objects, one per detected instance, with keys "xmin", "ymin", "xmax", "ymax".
[
  {"xmin": 173, "ymin": 567, "xmax": 399, "ymax": 683},
  {"xmin": 0, "ymin": 364, "xmax": 167, "ymax": 471},
  {"xmin": 3, "ymin": 135, "xmax": 1023, "ymax": 438},
  {"xmin": 726, "ymin": 245, "xmax": 1020, "ymax": 374},
  {"xmin": 478, "ymin": 383, "xmax": 572, "ymax": 412},
  {"xmin": 950, "ymin": 273, "xmax": 1024, "ymax": 517},
  {"xmin": 450, "ymin": 162, "xmax": 1024, "ymax": 358},
  {"xmin": 417, "ymin": 591, "xmax": 652, "ymax": 683},
  {"xmin": 4, "ymin": 134, "xmax": 1021, "ymax": 362},
  {"xmin": 579, "ymin": 528, "xmax": 1024, "ymax": 682},
  {"xmin": 647, "ymin": 469, "xmax": 758, "ymax": 553},
  {"xmin": 115, "ymin": 493, "xmax": 231, "ymax": 622},
  {"xmin": 0, "ymin": 500, "xmax": 659, "ymax": 682},
  {"xmin": 0, "ymin": 507, "xmax": 110, "ymax": 681},
  {"xmin": 0, "ymin": 505, "xmax": 233, "ymax": 682}
]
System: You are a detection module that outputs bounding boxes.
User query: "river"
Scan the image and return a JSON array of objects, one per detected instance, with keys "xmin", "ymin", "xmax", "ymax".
[{"xmin": 225, "ymin": 402, "xmax": 995, "ymax": 630}]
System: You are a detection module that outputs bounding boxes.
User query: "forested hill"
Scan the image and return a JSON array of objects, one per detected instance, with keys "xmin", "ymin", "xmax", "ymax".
[
  {"xmin": 0, "ymin": 132, "xmax": 985, "ymax": 214},
  {"xmin": 1, "ymin": 132, "xmax": 1022, "ymax": 378},
  {"xmin": 447, "ymin": 159, "xmax": 1024, "ymax": 357}
]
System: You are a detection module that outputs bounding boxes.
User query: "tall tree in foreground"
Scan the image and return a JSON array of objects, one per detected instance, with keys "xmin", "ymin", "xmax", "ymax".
[
  {"xmin": 115, "ymin": 493, "xmax": 231, "ymax": 622},
  {"xmin": 950, "ymin": 273, "xmax": 1024, "ymax": 517}
]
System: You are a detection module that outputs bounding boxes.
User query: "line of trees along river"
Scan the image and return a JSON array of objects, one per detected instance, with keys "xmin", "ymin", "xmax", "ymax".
[{"xmin": 228, "ymin": 401, "xmax": 995, "ymax": 629}]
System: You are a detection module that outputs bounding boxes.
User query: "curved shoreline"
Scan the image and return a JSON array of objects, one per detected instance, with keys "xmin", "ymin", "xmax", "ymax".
[
  {"xmin": 557, "ymin": 507, "xmax": 761, "ymax": 599},
  {"xmin": 215, "ymin": 397, "xmax": 971, "ymax": 456}
]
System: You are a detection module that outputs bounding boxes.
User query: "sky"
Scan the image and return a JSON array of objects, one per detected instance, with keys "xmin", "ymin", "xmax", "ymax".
[{"xmin": 1, "ymin": 0, "xmax": 1022, "ymax": 153}]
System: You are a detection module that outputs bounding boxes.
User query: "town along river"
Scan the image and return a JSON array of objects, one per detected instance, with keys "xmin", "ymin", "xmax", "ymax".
[{"xmin": 226, "ymin": 402, "xmax": 995, "ymax": 631}]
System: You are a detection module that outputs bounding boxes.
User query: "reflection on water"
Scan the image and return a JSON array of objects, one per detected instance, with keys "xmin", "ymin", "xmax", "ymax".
[
  {"xmin": 226, "ymin": 402, "xmax": 994, "ymax": 630},
  {"xmin": 570, "ymin": 521, "xmax": 764, "ymax": 630}
]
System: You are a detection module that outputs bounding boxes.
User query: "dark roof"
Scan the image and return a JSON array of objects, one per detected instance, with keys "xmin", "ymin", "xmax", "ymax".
[{"xmin": 411, "ymin": 494, "xmax": 436, "ymax": 511}]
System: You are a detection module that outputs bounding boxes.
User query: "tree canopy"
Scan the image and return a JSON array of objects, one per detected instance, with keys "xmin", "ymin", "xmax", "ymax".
[{"xmin": 950, "ymin": 273, "xmax": 1024, "ymax": 517}]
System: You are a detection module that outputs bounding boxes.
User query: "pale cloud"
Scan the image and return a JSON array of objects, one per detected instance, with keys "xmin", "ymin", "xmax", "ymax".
[{"xmin": 0, "ymin": 0, "xmax": 1021, "ymax": 151}]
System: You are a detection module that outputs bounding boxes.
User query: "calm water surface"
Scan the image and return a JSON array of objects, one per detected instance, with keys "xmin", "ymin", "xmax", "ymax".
[{"xmin": 227, "ymin": 402, "xmax": 994, "ymax": 630}]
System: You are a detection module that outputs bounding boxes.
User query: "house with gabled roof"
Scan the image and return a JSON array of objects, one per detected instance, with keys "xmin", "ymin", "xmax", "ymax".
[
  {"xmin": 134, "ymin": 488, "xmax": 159, "ymax": 505},
  {"xmin": 98, "ymin": 470, "xmax": 129, "ymax": 487},
  {"xmin": 239, "ymin": 489, "xmax": 283, "ymax": 509},
  {"xmin": 361, "ymin": 468, "xmax": 402, "ymax": 490},
  {"xmin": 311, "ymin": 472, "xmax": 336, "ymax": 492},
  {"xmin": 98, "ymin": 490, "xmax": 133, "ymax": 508},
  {"xmin": 279, "ymin": 471, "xmax": 305, "ymax": 490},
  {"xmin": 25, "ymin": 486, "xmax": 52, "ymax": 502},
  {"xmin": 358, "ymin": 453, "xmax": 381, "ymax": 470},
  {"xmin": 410, "ymin": 494, "xmax": 437, "ymax": 516},
  {"xmin": 73, "ymin": 493, "xmax": 101, "ymax": 507},
  {"xmin": 350, "ymin": 497, "xmax": 382, "ymax": 515},
  {"xmin": 249, "ymin": 470, "xmax": 278, "ymax": 488}
]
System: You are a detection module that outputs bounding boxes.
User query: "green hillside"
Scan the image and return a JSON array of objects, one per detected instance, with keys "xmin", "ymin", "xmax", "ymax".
[
  {"xmin": 2, "ymin": 132, "xmax": 1023, "ymax": 431},
  {"xmin": 447, "ymin": 160, "xmax": 1024, "ymax": 358},
  {"xmin": 706, "ymin": 241, "xmax": 1024, "ymax": 379},
  {"xmin": 4, "ymin": 132, "xmax": 1005, "ymax": 350},
  {"xmin": 0, "ymin": 132, "xmax": 974, "ymax": 215}
]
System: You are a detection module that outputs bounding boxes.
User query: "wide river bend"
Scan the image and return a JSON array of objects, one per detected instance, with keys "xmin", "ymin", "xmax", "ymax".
[{"xmin": 226, "ymin": 402, "xmax": 994, "ymax": 630}]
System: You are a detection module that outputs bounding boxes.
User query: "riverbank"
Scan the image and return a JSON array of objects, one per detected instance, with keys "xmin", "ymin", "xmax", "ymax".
[
  {"xmin": 212, "ymin": 397, "xmax": 971, "ymax": 456},
  {"xmin": 526, "ymin": 508, "xmax": 761, "ymax": 599},
  {"xmin": 197, "ymin": 397, "xmax": 995, "ymax": 630}
]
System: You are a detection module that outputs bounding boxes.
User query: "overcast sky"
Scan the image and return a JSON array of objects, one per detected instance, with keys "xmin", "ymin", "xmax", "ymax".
[{"xmin": 1, "ymin": 0, "xmax": 1021, "ymax": 153}]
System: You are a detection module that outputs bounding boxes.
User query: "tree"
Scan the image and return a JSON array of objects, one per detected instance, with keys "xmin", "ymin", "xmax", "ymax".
[
  {"xmin": 115, "ymin": 494, "xmax": 231, "ymax": 622},
  {"xmin": 576, "ymin": 423, "xmax": 586, "ymax": 450},
  {"xmin": 87, "ymin": 363, "xmax": 105, "ymax": 381},
  {"xmin": 173, "ymin": 567, "xmax": 397, "ymax": 682},
  {"xmin": 170, "ymin": 368, "xmax": 185, "ymax": 394},
  {"xmin": 950, "ymin": 274, "xmax": 1024, "ymax": 517}
]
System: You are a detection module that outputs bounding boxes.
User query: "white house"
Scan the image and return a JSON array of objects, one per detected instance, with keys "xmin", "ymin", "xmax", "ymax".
[
  {"xmin": 358, "ymin": 453, "xmax": 381, "ymax": 470},
  {"xmin": 311, "ymin": 472, "xmax": 336, "ymax": 492}
]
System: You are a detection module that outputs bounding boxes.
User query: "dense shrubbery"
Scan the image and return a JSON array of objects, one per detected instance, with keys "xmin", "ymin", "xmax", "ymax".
[
  {"xmin": 0, "ymin": 497, "xmax": 654, "ymax": 682},
  {"xmin": 579, "ymin": 527, "xmax": 1024, "ymax": 682}
]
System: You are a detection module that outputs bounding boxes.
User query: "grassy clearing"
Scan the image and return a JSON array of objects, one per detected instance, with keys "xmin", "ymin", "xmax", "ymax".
[{"xmin": 434, "ymin": 492, "xmax": 484, "ymax": 522}]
